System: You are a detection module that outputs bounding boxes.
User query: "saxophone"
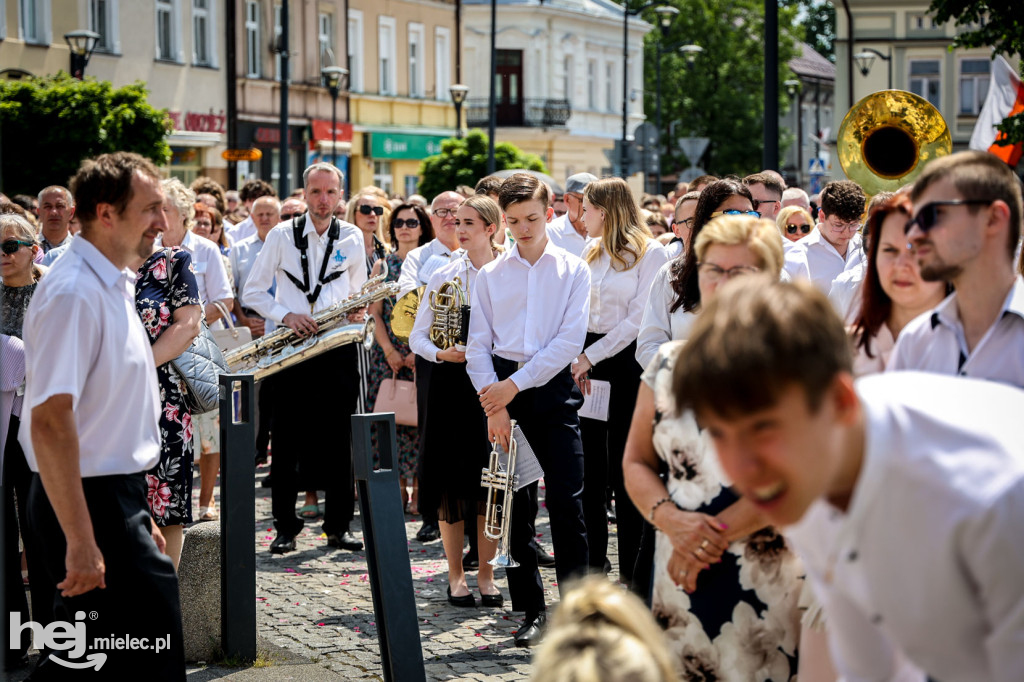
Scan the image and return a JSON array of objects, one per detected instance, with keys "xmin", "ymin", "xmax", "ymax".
[{"xmin": 223, "ymin": 264, "xmax": 398, "ymax": 381}]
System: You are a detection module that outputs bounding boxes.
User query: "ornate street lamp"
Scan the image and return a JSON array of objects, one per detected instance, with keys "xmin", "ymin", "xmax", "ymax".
[
  {"xmin": 321, "ymin": 65, "xmax": 349, "ymax": 168},
  {"xmin": 854, "ymin": 48, "xmax": 893, "ymax": 90},
  {"xmin": 64, "ymin": 30, "xmax": 101, "ymax": 79},
  {"xmin": 449, "ymin": 84, "xmax": 470, "ymax": 139}
]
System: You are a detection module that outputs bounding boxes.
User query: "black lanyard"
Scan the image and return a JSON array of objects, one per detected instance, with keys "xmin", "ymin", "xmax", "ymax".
[{"xmin": 283, "ymin": 214, "xmax": 345, "ymax": 309}]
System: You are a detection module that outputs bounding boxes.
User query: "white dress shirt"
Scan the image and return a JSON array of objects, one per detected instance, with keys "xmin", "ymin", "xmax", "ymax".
[
  {"xmin": 664, "ymin": 239, "xmax": 683, "ymax": 260},
  {"xmin": 786, "ymin": 372, "xmax": 1024, "ymax": 682},
  {"xmin": 396, "ymin": 238, "xmax": 454, "ymax": 299},
  {"xmin": 887, "ymin": 276, "xmax": 1024, "ymax": 387},
  {"xmin": 635, "ymin": 261, "xmax": 698, "ymax": 370},
  {"xmin": 545, "ymin": 214, "xmax": 590, "ymax": 258},
  {"xmin": 230, "ymin": 233, "xmax": 267, "ymax": 306},
  {"xmin": 242, "ymin": 216, "xmax": 367, "ymax": 324},
  {"xmin": 19, "ymin": 237, "xmax": 160, "ymax": 477},
  {"xmin": 466, "ymin": 238, "xmax": 591, "ymax": 392},
  {"xmin": 784, "ymin": 227, "xmax": 865, "ymax": 292},
  {"xmin": 171, "ymin": 230, "xmax": 233, "ymax": 307},
  {"xmin": 829, "ymin": 260, "xmax": 866, "ymax": 323},
  {"xmin": 226, "ymin": 214, "xmax": 256, "ymax": 244},
  {"xmin": 410, "ymin": 252, "xmax": 478, "ymax": 364},
  {"xmin": 584, "ymin": 239, "xmax": 668, "ymax": 365}
]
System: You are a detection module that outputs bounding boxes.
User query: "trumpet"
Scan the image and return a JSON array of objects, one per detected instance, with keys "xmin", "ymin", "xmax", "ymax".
[{"xmin": 481, "ymin": 421, "xmax": 519, "ymax": 568}]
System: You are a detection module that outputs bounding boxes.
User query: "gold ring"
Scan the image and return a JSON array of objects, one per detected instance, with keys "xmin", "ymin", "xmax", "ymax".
[{"xmin": 701, "ymin": 539, "xmax": 709, "ymax": 550}]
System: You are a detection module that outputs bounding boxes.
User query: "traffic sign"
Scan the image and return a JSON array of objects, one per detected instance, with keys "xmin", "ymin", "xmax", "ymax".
[
  {"xmin": 634, "ymin": 122, "xmax": 659, "ymax": 148},
  {"xmin": 808, "ymin": 158, "xmax": 826, "ymax": 174},
  {"xmin": 222, "ymin": 148, "xmax": 263, "ymax": 162},
  {"xmin": 680, "ymin": 166, "xmax": 707, "ymax": 183},
  {"xmin": 678, "ymin": 137, "xmax": 709, "ymax": 165}
]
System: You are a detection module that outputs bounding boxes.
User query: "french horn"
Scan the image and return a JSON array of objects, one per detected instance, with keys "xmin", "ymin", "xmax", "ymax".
[{"xmin": 837, "ymin": 90, "xmax": 952, "ymax": 196}]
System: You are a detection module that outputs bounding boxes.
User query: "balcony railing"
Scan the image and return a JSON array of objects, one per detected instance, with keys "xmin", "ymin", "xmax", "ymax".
[{"xmin": 465, "ymin": 98, "xmax": 572, "ymax": 128}]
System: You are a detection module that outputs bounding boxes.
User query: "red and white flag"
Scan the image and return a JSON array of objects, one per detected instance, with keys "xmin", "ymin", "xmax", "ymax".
[{"xmin": 969, "ymin": 55, "xmax": 1024, "ymax": 167}]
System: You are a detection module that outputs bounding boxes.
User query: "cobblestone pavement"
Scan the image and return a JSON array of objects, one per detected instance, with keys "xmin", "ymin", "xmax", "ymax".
[{"xmin": 242, "ymin": 464, "xmax": 620, "ymax": 681}]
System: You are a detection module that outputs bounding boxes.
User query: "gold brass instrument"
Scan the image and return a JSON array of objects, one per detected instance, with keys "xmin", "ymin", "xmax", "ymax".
[
  {"xmin": 390, "ymin": 285, "xmax": 424, "ymax": 344},
  {"xmin": 223, "ymin": 265, "xmax": 398, "ymax": 381},
  {"xmin": 428, "ymin": 276, "xmax": 469, "ymax": 350},
  {"xmin": 481, "ymin": 420, "xmax": 519, "ymax": 568},
  {"xmin": 837, "ymin": 90, "xmax": 952, "ymax": 196}
]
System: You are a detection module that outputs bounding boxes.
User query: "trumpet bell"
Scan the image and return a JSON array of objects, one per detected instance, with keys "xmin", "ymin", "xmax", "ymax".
[
  {"xmin": 837, "ymin": 90, "xmax": 952, "ymax": 196},
  {"xmin": 390, "ymin": 285, "xmax": 425, "ymax": 344},
  {"xmin": 488, "ymin": 554, "xmax": 519, "ymax": 569}
]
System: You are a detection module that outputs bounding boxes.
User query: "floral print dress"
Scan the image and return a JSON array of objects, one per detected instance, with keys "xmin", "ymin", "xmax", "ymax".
[
  {"xmin": 644, "ymin": 341, "xmax": 803, "ymax": 681},
  {"xmin": 135, "ymin": 249, "xmax": 202, "ymax": 527}
]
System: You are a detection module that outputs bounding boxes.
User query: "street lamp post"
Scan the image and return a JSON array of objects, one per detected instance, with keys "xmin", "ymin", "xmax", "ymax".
[
  {"xmin": 64, "ymin": 30, "xmax": 100, "ymax": 79},
  {"xmin": 652, "ymin": 6, "xmax": 679, "ymax": 194},
  {"xmin": 450, "ymin": 84, "xmax": 470, "ymax": 139},
  {"xmin": 321, "ymin": 66, "xmax": 349, "ymax": 169},
  {"xmin": 622, "ymin": 1, "xmax": 675, "ymax": 180},
  {"xmin": 784, "ymin": 79, "xmax": 802, "ymax": 188},
  {"xmin": 854, "ymin": 48, "xmax": 893, "ymax": 90}
]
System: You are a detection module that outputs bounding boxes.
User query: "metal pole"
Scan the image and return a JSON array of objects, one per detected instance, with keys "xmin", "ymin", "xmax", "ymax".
[
  {"xmin": 814, "ymin": 79, "xmax": 821, "ymax": 158},
  {"xmin": 331, "ymin": 94, "xmax": 338, "ymax": 168},
  {"xmin": 621, "ymin": 4, "xmax": 630, "ymax": 178},
  {"xmin": 763, "ymin": 0, "xmax": 779, "ymax": 171},
  {"xmin": 655, "ymin": 42, "xmax": 663, "ymax": 195},
  {"xmin": 226, "ymin": 0, "xmax": 238, "ymax": 189},
  {"xmin": 278, "ymin": 0, "xmax": 290, "ymax": 196},
  {"xmin": 455, "ymin": 101, "xmax": 464, "ymax": 139},
  {"xmin": 887, "ymin": 55, "xmax": 893, "ymax": 90},
  {"xmin": 487, "ymin": 0, "xmax": 497, "ymax": 174},
  {"xmin": 795, "ymin": 90, "xmax": 803, "ymax": 188}
]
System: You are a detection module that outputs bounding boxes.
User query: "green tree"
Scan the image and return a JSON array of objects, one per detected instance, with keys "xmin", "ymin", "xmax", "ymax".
[
  {"xmin": 0, "ymin": 73, "xmax": 171, "ymax": 195},
  {"xmin": 928, "ymin": 0, "xmax": 1023, "ymax": 146},
  {"xmin": 785, "ymin": 0, "xmax": 836, "ymax": 63},
  {"xmin": 417, "ymin": 130, "xmax": 547, "ymax": 199},
  {"xmin": 644, "ymin": 0, "xmax": 801, "ymax": 177}
]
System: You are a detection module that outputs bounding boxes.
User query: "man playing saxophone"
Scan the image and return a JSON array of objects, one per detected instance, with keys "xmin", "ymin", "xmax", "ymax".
[{"xmin": 242, "ymin": 162, "xmax": 367, "ymax": 554}]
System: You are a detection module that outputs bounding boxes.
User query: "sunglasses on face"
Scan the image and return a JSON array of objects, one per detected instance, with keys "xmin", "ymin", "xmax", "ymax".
[
  {"xmin": 358, "ymin": 204, "xmax": 384, "ymax": 216},
  {"xmin": 280, "ymin": 212, "xmax": 302, "ymax": 220},
  {"xmin": 904, "ymin": 199, "xmax": 994, "ymax": 235},
  {"xmin": 1, "ymin": 239, "xmax": 33, "ymax": 255},
  {"xmin": 786, "ymin": 223, "xmax": 811, "ymax": 235},
  {"xmin": 394, "ymin": 218, "xmax": 420, "ymax": 229},
  {"xmin": 710, "ymin": 209, "xmax": 761, "ymax": 219}
]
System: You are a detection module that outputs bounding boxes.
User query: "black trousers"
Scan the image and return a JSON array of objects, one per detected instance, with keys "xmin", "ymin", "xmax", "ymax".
[
  {"xmin": 414, "ymin": 355, "xmax": 438, "ymax": 528},
  {"xmin": 255, "ymin": 374, "xmax": 274, "ymax": 459},
  {"xmin": 494, "ymin": 358, "xmax": 588, "ymax": 615},
  {"xmin": 580, "ymin": 335, "xmax": 644, "ymax": 586},
  {"xmin": 26, "ymin": 472, "xmax": 184, "ymax": 680},
  {"xmin": 271, "ymin": 345, "xmax": 358, "ymax": 537}
]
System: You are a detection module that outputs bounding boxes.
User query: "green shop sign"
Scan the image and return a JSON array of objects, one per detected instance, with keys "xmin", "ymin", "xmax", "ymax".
[{"xmin": 370, "ymin": 132, "xmax": 447, "ymax": 159}]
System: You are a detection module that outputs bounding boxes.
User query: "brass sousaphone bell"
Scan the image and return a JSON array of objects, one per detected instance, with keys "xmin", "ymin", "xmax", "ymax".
[{"xmin": 837, "ymin": 90, "xmax": 952, "ymax": 196}]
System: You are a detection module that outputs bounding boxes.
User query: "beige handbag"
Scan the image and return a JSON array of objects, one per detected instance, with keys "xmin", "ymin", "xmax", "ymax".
[
  {"xmin": 209, "ymin": 300, "xmax": 252, "ymax": 352},
  {"xmin": 373, "ymin": 371, "xmax": 417, "ymax": 426}
]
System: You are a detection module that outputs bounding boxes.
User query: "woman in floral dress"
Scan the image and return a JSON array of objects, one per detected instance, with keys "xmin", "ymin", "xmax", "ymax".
[{"xmin": 134, "ymin": 246, "xmax": 202, "ymax": 569}]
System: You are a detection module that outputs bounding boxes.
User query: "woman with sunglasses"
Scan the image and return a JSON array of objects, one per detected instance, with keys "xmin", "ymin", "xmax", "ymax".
[
  {"xmin": 347, "ymin": 191, "xmax": 391, "ymax": 276},
  {"xmin": 571, "ymin": 177, "xmax": 668, "ymax": 589},
  {"xmin": 0, "ymin": 214, "xmax": 52, "ymax": 666},
  {"xmin": 636, "ymin": 178, "xmax": 759, "ymax": 368},
  {"xmin": 366, "ymin": 203, "xmax": 434, "ymax": 512},
  {"xmin": 776, "ymin": 205, "xmax": 814, "ymax": 243}
]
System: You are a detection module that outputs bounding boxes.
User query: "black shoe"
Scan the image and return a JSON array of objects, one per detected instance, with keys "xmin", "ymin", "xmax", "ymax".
[
  {"xmin": 415, "ymin": 522, "xmax": 440, "ymax": 543},
  {"xmin": 447, "ymin": 586, "xmax": 476, "ymax": 607},
  {"xmin": 269, "ymin": 533, "xmax": 296, "ymax": 554},
  {"xmin": 514, "ymin": 612, "xmax": 547, "ymax": 647},
  {"xmin": 3, "ymin": 652, "xmax": 28, "ymax": 672},
  {"xmin": 261, "ymin": 474, "xmax": 273, "ymax": 488},
  {"xmin": 536, "ymin": 546, "xmax": 556, "ymax": 567},
  {"xmin": 326, "ymin": 531, "xmax": 363, "ymax": 550},
  {"xmin": 462, "ymin": 552, "xmax": 479, "ymax": 571},
  {"xmin": 480, "ymin": 591, "xmax": 504, "ymax": 608},
  {"xmin": 255, "ymin": 452, "xmax": 269, "ymax": 467}
]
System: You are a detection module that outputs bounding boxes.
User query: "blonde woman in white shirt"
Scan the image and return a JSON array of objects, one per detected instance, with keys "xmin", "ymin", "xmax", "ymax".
[{"xmin": 571, "ymin": 177, "xmax": 668, "ymax": 588}]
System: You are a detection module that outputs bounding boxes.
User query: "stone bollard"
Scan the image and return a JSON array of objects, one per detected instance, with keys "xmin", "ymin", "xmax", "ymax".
[{"xmin": 178, "ymin": 521, "xmax": 222, "ymax": 662}]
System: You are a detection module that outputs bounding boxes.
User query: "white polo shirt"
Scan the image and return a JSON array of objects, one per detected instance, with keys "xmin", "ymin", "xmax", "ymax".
[
  {"xmin": 783, "ymin": 227, "xmax": 865, "ymax": 293},
  {"xmin": 786, "ymin": 372, "xmax": 1024, "ymax": 682},
  {"xmin": 545, "ymin": 214, "xmax": 589, "ymax": 258},
  {"xmin": 19, "ymin": 237, "xmax": 160, "ymax": 476},
  {"xmin": 887, "ymin": 276, "xmax": 1024, "ymax": 387}
]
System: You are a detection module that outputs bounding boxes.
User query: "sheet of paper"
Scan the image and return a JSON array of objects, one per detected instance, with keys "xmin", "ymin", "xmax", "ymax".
[
  {"xmin": 496, "ymin": 426, "xmax": 545, "ymax": 491},
  {"xmin": 578, "ymin": 379, "xmax": 611, "ymax": 422}
]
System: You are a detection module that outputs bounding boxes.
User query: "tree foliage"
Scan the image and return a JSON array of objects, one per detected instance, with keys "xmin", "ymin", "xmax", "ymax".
[
  {"xmin": 785, "ymin": 0, "xmax": 836, "ymax": 63},
  {"xmin": 417, "ymin": 130, "xmax": 547, "ymax": 199},
  {"xmin": 643, "ymin": 0, "xmax": 801, "ymax": 177},
  {"xmin": 0, "ymin": 73, "xmax": 171, "ymax": 196},
  {"xmin": 928, "ymin": 0, "xmax": 1024, "ymax": 145}
]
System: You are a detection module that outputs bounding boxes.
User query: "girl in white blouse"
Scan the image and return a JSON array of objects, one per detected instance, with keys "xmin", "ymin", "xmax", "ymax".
[{"xmin": 571, "ymin": 177, "xmax": 668, "ymax": 588}]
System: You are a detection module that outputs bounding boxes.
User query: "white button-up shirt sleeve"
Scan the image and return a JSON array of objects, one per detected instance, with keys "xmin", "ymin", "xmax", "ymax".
[
  {"xmin": 243, "ymin": 226, "xmax": 292, "ymax": 324},
  {"xmin": 204, "ymin": 245, "xmax": 233, "ymax": 304},
  {"xmin": 397, "ymin": 244, "xmax": 426, "ymax": 299},
  {"xmin": 635, "ymin": 261, "xmax": 676, "ymax": 370},
  {"xmin": 409, "ymin": 266, "xmax": 451, "ymax": 364},
  {"xmin": 466, "ymin": 263, "xmax": 501, "ymax": 391},
  {"xmin": 585, "ymin": 240, "xmax": 668, "ymax": 365}
]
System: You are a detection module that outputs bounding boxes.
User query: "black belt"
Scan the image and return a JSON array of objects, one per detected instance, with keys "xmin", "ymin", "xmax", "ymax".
[{"xmin": 241, "ymin": 307, "xmax": 263, "ymax": 318}]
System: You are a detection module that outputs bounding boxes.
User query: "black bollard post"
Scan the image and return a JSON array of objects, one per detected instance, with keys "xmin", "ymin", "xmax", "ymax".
[
  {"xmin": 219, "ymin": 374, "xmax": 257, "ymax": 661},
  {"xmin": 351, "ymin": 413, "xmax": 426, "ymax": 682}
]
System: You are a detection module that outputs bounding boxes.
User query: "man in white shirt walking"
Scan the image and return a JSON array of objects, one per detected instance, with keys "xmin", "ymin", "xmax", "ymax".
[
  {"xmin": 674, "ymin": 277, "xmax": 1024, "ymax": 682},
  {"xmin": 20, "ymin": 152, "xmax": 184, "ymax": 678},
  {"xmin": 545, "ymin": 173, "xmax": 595, "ymax": 258},
  {"xmin": 226, "ymin": 178, "xmax": 277, "ymax": 243},
  {"xmin": 888, "ymin": 150, "xmax": 1024, "ymax": 386},
  {"xmin": 784, "ymin": 180, "xmax": 866, "ymax": 291}
]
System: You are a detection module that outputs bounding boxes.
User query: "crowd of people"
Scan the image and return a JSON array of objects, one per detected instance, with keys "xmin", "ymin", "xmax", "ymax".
[{"xmin": 1, "ymin": 146, "xmax": 1022, "ymax": 681}]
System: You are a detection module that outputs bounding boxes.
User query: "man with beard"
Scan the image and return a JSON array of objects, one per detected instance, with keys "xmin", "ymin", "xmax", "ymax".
[{"xmin": 889, "ymin": 151, "xmax": 1024, "ymax": 387}]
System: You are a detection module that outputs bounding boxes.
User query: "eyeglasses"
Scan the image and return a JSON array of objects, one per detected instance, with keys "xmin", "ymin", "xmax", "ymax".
[
  {"xmin": 786, "ymin": 223, "xmax": 811, "ymax": 235},
  {"xmin": 710, "ymin": 210, "xmax": 761, "ymax": 219},
  {"xmin": 904, "ymin": 199, "xmax": 994, "ymax": 235},
  {"xmin": 358, "ymin": 205, "xmax": 384, "ymax": 216},
  {"xmin": 280, "ymin": 211, "xmax": 302, "ymax": 220},
  {"xmin": 672, "ymin": 217, "xmax": 694, "ymax": 229},
  {"xmin": 432, "ymin": 208, "xmax": 457, "ymax": 218},
  {"xmin": 697, "ymin": 262, "xmax": 760, "ymax": 283},
  {"xmin": 394, "ymin": 218, "xmax": 420, "ymax": 229},
  {"xmin": 753, "ymin": 199, "xmax": 779, "ymax": 211},
  {"xmin": 1, "ymin": 239, "xmax": 33, "ymax": 255},
  {"xmin": 826, "ymin": 217, "xmax": 861, "ymax": 233}
]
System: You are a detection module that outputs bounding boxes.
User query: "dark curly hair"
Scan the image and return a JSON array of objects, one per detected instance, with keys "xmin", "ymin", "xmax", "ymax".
[
  {"xmin": 819, "ymin": 180, "xmax": 866, "ymax": 223},
  {"xmin": 669, "ymin": 178, "xmax": 754, "ymax": 313}
]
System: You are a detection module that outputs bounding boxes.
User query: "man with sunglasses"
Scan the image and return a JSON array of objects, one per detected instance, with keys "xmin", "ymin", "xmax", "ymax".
[
  {"xmin": 889, "ymin": 151, "xmax": 1024, "ymax": 387},
  {"xmin": 743, "ymin": 171, "xmax": 784, "ymax": 221},
  {"xmin": 784, "ymin": 180, "xmax": 867, "ymax": 292}
]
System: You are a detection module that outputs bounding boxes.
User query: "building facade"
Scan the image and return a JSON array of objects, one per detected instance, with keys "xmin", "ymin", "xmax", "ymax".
[
  {"xmin": 783, "ymin": 42, "xmax": 836, "ymax": 192},
  {"xmin": 462, "ymin": 0, "xmax": 650, "ymax": 186}
]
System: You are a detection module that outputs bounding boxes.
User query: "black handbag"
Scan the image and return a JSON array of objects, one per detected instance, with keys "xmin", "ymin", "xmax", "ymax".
[{"xmin": 162, "ymin": 248, "xmax": 228, "ymax": 414}]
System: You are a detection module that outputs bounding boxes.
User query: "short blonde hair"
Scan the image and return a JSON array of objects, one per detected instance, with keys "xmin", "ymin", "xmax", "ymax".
[
  {"xmin": 532, "ymin": 577, "xmax": 679, "ymax": 682},
  {"xmin": 161, "ymin": 178, "xmax": 196, "ymax": 231},
  {"xmin": 694, "ymin": 215, "xmax": 785, "ymax": 279},
  {"xmin": 775, "ymin": 205, "xmax": 814, "ymax": 237}
]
